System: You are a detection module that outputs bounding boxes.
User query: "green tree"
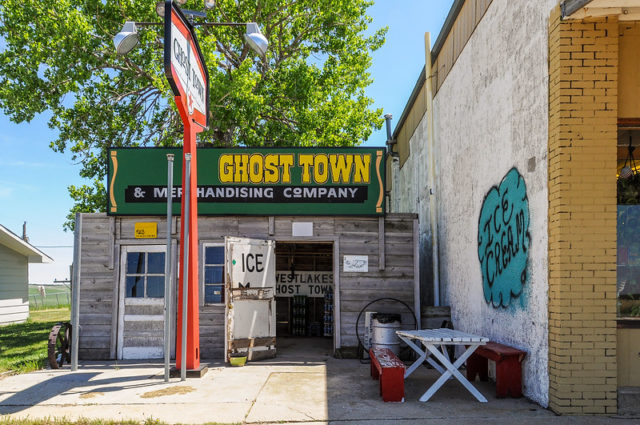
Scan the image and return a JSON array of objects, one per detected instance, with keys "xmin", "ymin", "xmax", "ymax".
[{"xmin": 0, "ymin": 0, "xmax": 386, "ymax": 229}]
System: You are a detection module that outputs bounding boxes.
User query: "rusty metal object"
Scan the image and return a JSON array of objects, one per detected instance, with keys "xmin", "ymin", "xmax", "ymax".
[{"xmin": 48, "ymin": 322, "xmax": 72, "ymax": 369}]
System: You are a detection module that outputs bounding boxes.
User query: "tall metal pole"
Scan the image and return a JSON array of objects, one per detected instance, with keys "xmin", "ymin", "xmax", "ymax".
[
  {"xmin": 181, "ymin": 153, "xmax": 191, "ymax": 381},
  {"xmin": 71, "ymin": 212, "xmax": 82, "ymax": 371},
  {"xmin": 164, "ymin": 154, "xmax": 175, "ymax": 382}
]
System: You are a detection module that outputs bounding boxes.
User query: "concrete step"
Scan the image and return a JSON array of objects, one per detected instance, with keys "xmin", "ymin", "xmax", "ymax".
[{"xmin": 618, "ymin": 386, "xmax": 640, "ymax": 416}]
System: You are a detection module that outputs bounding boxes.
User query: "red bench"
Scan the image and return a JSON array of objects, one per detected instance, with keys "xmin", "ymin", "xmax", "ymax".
[
  {"xmin": 369, "ymin": 347, "xmax": 405, "ymax": 402},
  {"xmin": 466, "ymin": 341, "xmax": 526, "ymax": 398}
]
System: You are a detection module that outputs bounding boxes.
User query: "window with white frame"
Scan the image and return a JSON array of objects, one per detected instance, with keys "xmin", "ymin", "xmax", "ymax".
[
  {"xmin": 203, "ymin": 244, "xmax": 225, "ymax": 304},
  {"xmin": 125, "ymin": 250, "xmax": 165, "ymax": 298}
]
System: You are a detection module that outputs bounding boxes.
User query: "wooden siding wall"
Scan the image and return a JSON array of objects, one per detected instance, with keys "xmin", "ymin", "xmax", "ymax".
[
  {"xmin": 395, "ymin": 0, "xmax": 493, "ymax": 168},
  {"xmin": 78, "ymin": 215, "xmax": 118, "ymax": 359},
  {"xmin": 336, "ymin": 216, "xmax": 416, "ymax": 347},
  {"xmin": 0, "ymin": 244, "xmax": 29, "ymax": 325},
  {"xmin": 79, "ymin": 213, "xmax": 417, "ymax": 359}
]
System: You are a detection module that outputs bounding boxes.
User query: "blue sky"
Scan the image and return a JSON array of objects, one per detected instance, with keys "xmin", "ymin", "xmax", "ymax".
[{"xmin": 0, "ymin": 0, "xmax": 453, "ymax": 285}]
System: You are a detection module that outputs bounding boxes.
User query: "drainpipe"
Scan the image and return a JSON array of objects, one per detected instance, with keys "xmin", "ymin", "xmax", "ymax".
[
  {"xmin": 385, "ymin": 114, "xmax": 398, "ymax": 157},
  {"xmin": 425, "ymin": 32, "xmax": 441, "ymax": 307},
  {"xmin": 385, "ymin": 114, "xmax": 398, "ymax": 214}
]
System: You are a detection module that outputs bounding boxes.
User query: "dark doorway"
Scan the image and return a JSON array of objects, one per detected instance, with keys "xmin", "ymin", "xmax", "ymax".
[{"xmin": 275, "ymin": 242, "xmax": 334, "ymax": 356}]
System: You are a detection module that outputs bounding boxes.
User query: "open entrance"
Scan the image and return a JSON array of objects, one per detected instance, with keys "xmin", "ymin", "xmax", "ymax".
[{"xmin": 275, "ymin": 242, "xmax": 334, "ymax": 358}]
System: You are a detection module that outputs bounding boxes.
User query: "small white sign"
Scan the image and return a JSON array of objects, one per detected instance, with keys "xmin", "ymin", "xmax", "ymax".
[
  {"xmin": 292, "ymin": 222, "xmax": 313, "ymax": 237},
  {"xmin": 343, "ymin": 255, "xmax": 368, "ymax": 272}
]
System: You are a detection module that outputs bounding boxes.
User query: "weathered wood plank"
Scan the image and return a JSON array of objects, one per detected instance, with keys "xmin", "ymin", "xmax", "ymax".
[
  {"xmin": 199, "ymin": 218, "xmax": 239, "ymax": 238},
  {"xmin": 79, "ymin": 314, "xmax": 112, "ymax": 325},
  {"xmin": 335, "ymin": 220, "xmax": 378, "ymax": 234},
  {"xmin": 78, "ymin": 291, "xmax": 113, "ymax": 304},
  {"xmin": 340, "ymin": 276, "xmax": 415, "ymax": 286},
  {"xmin": 200, "ymin": 345, "xmax": 224, "ymax": 360},
  {"xmin": 124, "ymin": 321, "xmax": 164, "ymax": 332},
  {"xmin": 78, "ymin": 336, "xmax": 111, "ymax": 349},
  {"xmin": 338, "ymin": 241, "xmax": 379, "ymax": 256},
  {"xmin": 123, "ymin": 336, "xmax": 163, "ymax": 346},
  {"xmin": 339, "ymin": 292, "xmax": 414, "ymax": 304},
  {"xmin": 200, "ymin": 337, "xmax": 225, "ymax": 346},
  {"xmin": 80, "ymin": 327, "xmax": 112, "ymax": 337},
  {"xmin": 124, "ymin": 304, "xmax": 163, "ymax": 315},
  {"xmin": 79, "ymin": 301, "xmax": 114, "ymax": 314},
  {"xmin": 341, "ymin": 265, "xmax": 414, "ymax": 276},
  {"xmin": 238, "ymin": 218, "xmax": 269, "ymax": 236},
  {"xmin": 78, "ymin": 348, "xmax": 110, "ymax": 360},
  {"xmin": 200, "ymin": 317, "xmax": 225, "ymax": 327}
]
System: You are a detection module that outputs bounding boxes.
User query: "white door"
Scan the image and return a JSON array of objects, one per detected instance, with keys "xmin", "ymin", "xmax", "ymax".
[
  {"xmin": 118, "ymin": 245, "xmax": 166, "ymax": 359},
  {"xmin": 225, "ymin": 237, "xmax": 276, "ymax": 361}
]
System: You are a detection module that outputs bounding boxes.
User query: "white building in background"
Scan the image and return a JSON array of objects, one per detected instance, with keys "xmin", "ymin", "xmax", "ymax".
[{"xmin": 0, "ymin": 224, "xmax": 52, "ymax": 325}]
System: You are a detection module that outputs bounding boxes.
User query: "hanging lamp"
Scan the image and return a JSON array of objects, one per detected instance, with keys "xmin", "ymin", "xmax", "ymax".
[{"xmin": 620, "ymin": 135, "xmax": 637, "ymax": 180}]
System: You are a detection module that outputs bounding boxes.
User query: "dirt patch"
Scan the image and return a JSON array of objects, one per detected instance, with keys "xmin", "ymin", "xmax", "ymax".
[
  {"xmin": 140, "ymin": 385, "xmax": 195, "ymax": 398},
  {"xmin": 79, "ymin": 391, "xmax": 104, "ymax": 399}
]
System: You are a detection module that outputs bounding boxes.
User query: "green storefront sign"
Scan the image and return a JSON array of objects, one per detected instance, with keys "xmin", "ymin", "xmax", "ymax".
[{"xmin": 108, "ymin": 147, "xmax": 386, "ymax": 216}]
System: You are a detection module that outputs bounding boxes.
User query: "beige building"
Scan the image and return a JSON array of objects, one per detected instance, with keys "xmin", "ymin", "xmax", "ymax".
[{"xmin": 388, "ymin": 0, "xmax": 640, "ymax": 415}]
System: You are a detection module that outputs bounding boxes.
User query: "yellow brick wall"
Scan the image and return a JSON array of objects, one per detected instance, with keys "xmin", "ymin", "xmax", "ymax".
[{"xmin": 548, "ymin": 6, "xmax": 618, "ymax": 415}]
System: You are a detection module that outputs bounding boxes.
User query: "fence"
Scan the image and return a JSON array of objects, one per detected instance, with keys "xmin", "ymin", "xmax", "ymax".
[{"xmin": 30, "ymin": 293, "xmax": 71, "ymax": 309}]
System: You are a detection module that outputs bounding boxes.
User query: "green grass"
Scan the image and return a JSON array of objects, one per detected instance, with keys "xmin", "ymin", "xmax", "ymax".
[
  {"xmin": 0, "ymin": 308, "xmax": 70, "ymax": 374},
  {"xmin": 0, "ymin": 419, "xmax": 240, "ymax": 425},
  {"xmin": 0, "ymin": 420, "xmax": 159, "ymax": 425},
  {"xmin": 29, "ymin": 285, "xmax": 71, "ymax": 310}
]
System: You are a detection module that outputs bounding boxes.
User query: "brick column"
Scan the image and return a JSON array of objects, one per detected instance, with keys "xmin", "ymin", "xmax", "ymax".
[{"xmin": 548, "ymin": 6, "xmax": 618, "ymax": 415}]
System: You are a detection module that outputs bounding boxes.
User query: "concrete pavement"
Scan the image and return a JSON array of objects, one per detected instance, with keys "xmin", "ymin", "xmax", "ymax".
[{"xmin": 0, "ymin": 355, "xmax": 638, "ymax": 424}]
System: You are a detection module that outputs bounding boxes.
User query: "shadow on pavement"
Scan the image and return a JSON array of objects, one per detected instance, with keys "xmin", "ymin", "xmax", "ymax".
[{"xmin": 0, "ymin": 370, "xmax": 165, "ymax": 414}]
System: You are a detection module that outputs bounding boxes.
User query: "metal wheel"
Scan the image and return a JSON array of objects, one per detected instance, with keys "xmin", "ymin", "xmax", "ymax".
[{"xmin": 48, "ymin": 322, "xmax": 71, "ymax": 369}]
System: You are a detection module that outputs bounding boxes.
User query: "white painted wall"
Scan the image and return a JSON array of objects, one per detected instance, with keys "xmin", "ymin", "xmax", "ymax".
[
  {"xmin": 391, "ymin": 0, "xmax": 556, "ymax": 406},
  {"xmin": 0, "ymin": 243, "xmax": 29, "ymax": 325},
  {"xmin": 390, "ymin": 114, "xmax": 434, "ymax": 307}
]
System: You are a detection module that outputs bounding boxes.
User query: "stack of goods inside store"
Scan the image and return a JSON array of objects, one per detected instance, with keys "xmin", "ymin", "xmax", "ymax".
[
  {"xmin": 324, "ymin": 289, "xmax": 333, "ymax": 337},
  {"xmin": 292, "ymin": 295, "xmax": 307, "ymax": 336}
]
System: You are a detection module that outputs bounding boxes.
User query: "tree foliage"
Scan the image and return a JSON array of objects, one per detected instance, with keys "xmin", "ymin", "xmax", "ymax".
[{"xmin": 0, "ymin": 0, "xmax": 386, "ymax": 230}]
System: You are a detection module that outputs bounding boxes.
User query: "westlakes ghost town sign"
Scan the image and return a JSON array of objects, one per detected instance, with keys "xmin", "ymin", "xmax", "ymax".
[{"xmin": 108, "ymin": 148, "xmax": 386, "ymax": 216}]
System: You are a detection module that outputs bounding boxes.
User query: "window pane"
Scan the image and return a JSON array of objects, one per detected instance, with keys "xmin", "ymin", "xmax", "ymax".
[
  {"xmin": 205, "ymin": 246, "xmax": 224, "ymax": 265},
  {"xmin": 205, "ymin": 265, "xmax": 224, "ymax": 284},
  {"xmin": 127, "ymin": 252, "xmax": 145, "ymax": 274},
  {"xmin": 148, "ymin": 252, "xmax": 165, "ymax": 274},
  {"xmin": 147, "ymin": 276, "xmax": 165, "ymax": 298},
  {"xmin": 126, "ymin": 276, "xmax": 144, "ymax": 297},
  {"xmin": 618, "ymin": 205, "xmax": 640, "ymax": 317},
  {"xmin": 205, "ymin": 284, "xmax": 224, "ymax": 304}
]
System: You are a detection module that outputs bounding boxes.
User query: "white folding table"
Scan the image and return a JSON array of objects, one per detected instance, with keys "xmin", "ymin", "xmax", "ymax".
[{"xmin": 396, "ymin": 328, "xmax": 489, "ymax": 403}]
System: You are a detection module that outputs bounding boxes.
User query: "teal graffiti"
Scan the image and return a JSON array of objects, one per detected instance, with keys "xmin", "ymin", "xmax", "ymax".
[{"xmin": 477, "ymin": 168, "xmax": 531, "ymax": 308}]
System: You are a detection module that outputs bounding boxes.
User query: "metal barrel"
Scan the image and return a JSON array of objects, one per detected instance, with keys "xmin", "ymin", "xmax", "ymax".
[{"xmin": 371, "ymin": 313, "xmax": 402, "ymax": 355}]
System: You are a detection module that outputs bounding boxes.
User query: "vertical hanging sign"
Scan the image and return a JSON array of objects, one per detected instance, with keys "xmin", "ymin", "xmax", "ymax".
[
  {"xmin": 162, "ymin": 0, "xmax": 209, "ymax": 373},
  {"xmin": 164, "ymin": 1, "xmax": 209, "ymax": 128}
]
